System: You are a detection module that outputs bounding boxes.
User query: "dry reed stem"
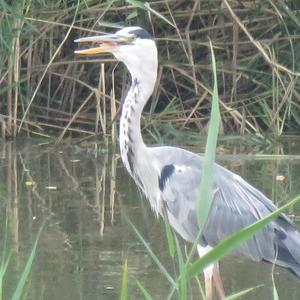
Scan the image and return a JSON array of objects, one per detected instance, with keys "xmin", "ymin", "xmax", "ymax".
[
  {"xmin": 181, "ymin": 91, "xmax": 208, "ymax": 129},
  {"xmin": 110, "ymin": 69, "xmax": 117, "ymax": 146},
  {"xmin": 18, "ymin": 3, "xmax": 80, "ymax": 133},
  {"xmin": 167, "ymin": 64, "xmax": 257, "ymax": 132},
  {"xmin": 56, "ymin": 91, "xmax": 95, "ymax": 143},
  {"xmin": 223, "ymin": 0, "xmax": 300, "ymax": 77}
]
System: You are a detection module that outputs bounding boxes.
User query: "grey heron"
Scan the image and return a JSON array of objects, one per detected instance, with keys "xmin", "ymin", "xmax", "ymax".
[{"xmin": 75, "ymin": 27, "xmax": 300, "ymax": 299}]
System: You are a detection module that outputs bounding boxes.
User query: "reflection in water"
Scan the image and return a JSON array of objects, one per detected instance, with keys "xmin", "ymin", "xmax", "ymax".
[{"xmin": 0, "ymin": 140, "xmax": 300, "ymax": 299}]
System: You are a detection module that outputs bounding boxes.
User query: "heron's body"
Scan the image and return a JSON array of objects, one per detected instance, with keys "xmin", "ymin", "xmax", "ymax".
[
  {"xmin": 75, "ymin": 27, "xmax": 300, "ymax": 299},
  {"xmin": 120, "ymin": 73, "xmax": 300, "ymax": 273}
]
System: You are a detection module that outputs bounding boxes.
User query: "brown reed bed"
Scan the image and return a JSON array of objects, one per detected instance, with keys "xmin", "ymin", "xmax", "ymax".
[{"xmin": 0, "ymin": 0, "xmax": 299, "ymax": 141}]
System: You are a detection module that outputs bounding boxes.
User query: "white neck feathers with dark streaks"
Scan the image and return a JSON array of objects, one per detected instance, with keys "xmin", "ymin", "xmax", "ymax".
[
  {"xmin": 119, "ymin": 45, "xmax": 157, "ymax": 177},
  {"xmin": 119, "ymin": 78, "xmax": 146, "ymax": 178},
  {"xmin": 119, "ymin": 75, "xmax": 162, "ymax": 214},
  {"xmin": 118, "ymin": 43, "xmax": 161, "ymax": 213},
  {"xmin": 120, "ymin": 74, "xmax": 155, "ymax": 178}
]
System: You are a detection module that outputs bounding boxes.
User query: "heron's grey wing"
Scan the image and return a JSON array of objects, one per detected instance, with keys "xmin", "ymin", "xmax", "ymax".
[
  {"xmin": 159, "ymin": 162, "xmax": 203, "ymax": 243},
  {"xmin": 152, "ymin": 146, "xmax": 294, "ymax": 263},
  {"xmin": 204, "ymin": 168, "xmax": 289, "ymax": 261}
]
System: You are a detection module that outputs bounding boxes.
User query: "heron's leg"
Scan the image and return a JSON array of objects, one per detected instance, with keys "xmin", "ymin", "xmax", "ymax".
[
  {"xmin": 203, "ymin": 264, "xmax": 214, "ymax": 300},
  {"xmin": 197, "ymin": 245, "xmax": 225, "ymax": 300},
  {"xmin": 212, "ymin": 262, "xmax": 225, "ymax": 299},
  {"xmin": 197, "ymin": 245, "xmax": 214, "ymax": 300}
]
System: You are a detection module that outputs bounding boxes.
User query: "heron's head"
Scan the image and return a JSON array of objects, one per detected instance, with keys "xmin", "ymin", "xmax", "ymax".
[{"xmin": 75, "ymin": 27, "xmax": 158, "ymax": 90}]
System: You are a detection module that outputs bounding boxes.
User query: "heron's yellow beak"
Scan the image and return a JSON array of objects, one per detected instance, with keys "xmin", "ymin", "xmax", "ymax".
[
  {"xmin": 74, "ymin": 34, "xmax": 119, "ymax": 55},
  {"xmin": 75, "ymin": 47, "xmax": 109, "ymax": 55}
]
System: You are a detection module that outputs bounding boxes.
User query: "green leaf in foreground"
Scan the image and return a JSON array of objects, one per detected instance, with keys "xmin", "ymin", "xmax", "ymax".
[
  {"xmin": 127, "ymin": 218, "xmax": 177, "ymax": 288},
  {"xmin": 197, "ymin": 40, "xmax": 221, "ymax": 232},
  {"xmin": 164, "ymin": 219, "xmax": 175, "ymax": 258},
  {"xmin": 225, "ymin": 285, "xmax": 262, "ymax": 300},
  {"xmin": 187, "ymin": 195, "xmax": 300, "ymax": 279},
  {"xmin": 0, "ymin": 254, "xmax": 11, "ymax": 300},
  {"xmin": 120, "ymin": 259, "xmax": 128, "ymax": 300},
  {"xmin": 273, "ymin": 283, "xmax": 279, "ymax": 300},
  {"xmin": 12, "ymin": 224, "xmax": 44, "ymax": 300},
  {"xmin": 272, "ymin": 261, "xmax": 279, "ymax": 300},
  {"xmin": 0, "ymin": 215, "xmax": 10, "ymax": 300},
  {"xmin": 175, "ymin": 238, "xmax": 187, "ymax": 300},
  {"xmin": 136, "ymin": 280, "xmax": 155, "ymax": 300}
]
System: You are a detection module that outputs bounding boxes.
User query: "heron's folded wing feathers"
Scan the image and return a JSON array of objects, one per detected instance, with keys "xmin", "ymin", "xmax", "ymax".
[{"xmin": 154, "ymin": 146, "xmax": 293, "ymax": 262}]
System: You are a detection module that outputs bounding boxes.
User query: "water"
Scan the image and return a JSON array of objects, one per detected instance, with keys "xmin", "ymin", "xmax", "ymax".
[{"xmin": 0, "ymin": 139, "xmax": 300, "ymax": 299}]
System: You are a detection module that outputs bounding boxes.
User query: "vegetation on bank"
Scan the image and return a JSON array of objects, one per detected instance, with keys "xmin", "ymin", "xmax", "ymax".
[{"xmin": 0, "ymin": 0, "xmax": 299, "ymax": 140}]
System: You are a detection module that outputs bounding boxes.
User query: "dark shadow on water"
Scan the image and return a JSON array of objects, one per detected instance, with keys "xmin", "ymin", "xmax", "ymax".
[{"xmin": 0, "ymin": 138, "xmax": 300, "ymax": 299}]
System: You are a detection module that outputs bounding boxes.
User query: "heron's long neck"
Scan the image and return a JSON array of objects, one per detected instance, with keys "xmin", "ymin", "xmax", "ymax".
[{"xmin": 119, "ymin": 76, "xmax": 153, "ymax": 176}]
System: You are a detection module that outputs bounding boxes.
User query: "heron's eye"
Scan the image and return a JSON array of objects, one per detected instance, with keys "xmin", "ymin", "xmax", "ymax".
[
  {"xmin": 125, "ymin": 34, "xmax": 136, "ymax": 42},
  {"xmin": 117, "ymin": 34, "xmax": 136, "ymax": 45}
]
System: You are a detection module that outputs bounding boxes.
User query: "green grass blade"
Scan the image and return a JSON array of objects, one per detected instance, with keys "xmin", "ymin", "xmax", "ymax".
[
  {"xmin": 126, "ymin": 10, "xmax": 138, "ymax": 20},
  {"xmin": 0, "ymin": 216, "xmax": 8, "ymax": 269},
  {"xmin": 277, "ymin": 0, "xmax": 300, "ymax": 29},
  {"xmin": 194, "ymin": 276, "xmax": 206, "ymax": 300},
  {"xmin": 97, "ymin": 21, "xmax": 123, "ymax": 29},
  {"xmin": 136, "ymin": 280, "xmax": 155, "ymax": 300},
  {"xmin": 272, "ymin": 261, "xmax": 279, "ymax": 300},
  {"xmin": 125, "ymin": 0, "xmax": 175, "ymax": 27},
  {"xmin": 143, "ymin": 3, "xmax": 175, "ymax": 28},
  {"xmin": 175, "ymin": 237, "xmax": 187, "ymax": 300},
  {"xmin": 125, "ymin": 0, "xmax": 147, "ymax": 9},
  {"xmin": 0, "ymin": 213, "xmax": 9, "ymax": 299},
  {"xmin": 0, "ymin": 253, "xmax": 11, "ymax": 300},
  {"xmin": 197, "ymin": 40, "xmax": 221, "ymax": 231},
  {"xmin": 225, "ymin": 285, "xmax": 262, "ymax": 300},
  {"xmin": 164, "ymin": 41, "xmax": 222, "ymax": 300},
  {"xmin": 187, "ymin": 194, "xmax": 300, "ymax": 279},
  {"xmin": 12, "ymin": 224, "xmax": 44, "ymax": 300},
  {"xmin": 273, "ymin": 284, "xmax": 279, "ymax": 300},
  {"xmin": 127, "ymin": 218, "xmax": 177, "ymax": 288},
  {"xmin": 120, "ymin": 259, "xmax": 128, "ymax": 300},
  {"xmin": 164, "ymin": 219, "xmax": 175, "ymax": 258}
]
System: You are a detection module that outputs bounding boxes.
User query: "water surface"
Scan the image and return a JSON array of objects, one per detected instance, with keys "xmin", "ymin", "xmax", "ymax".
[{"xmin": 0, "ymin": 139, "xmax": 300, "ymax": 299}]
